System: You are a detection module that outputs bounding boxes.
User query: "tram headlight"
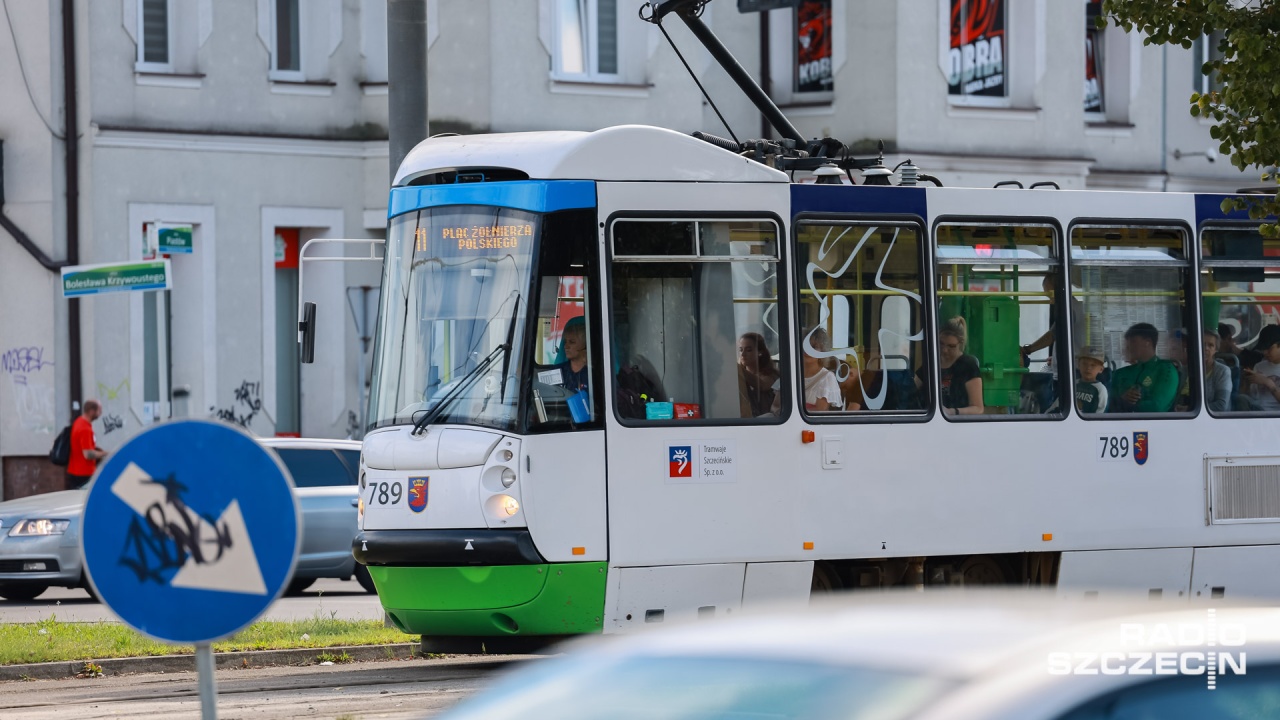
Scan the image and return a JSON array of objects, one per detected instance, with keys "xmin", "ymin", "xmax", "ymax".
[
  {"xmin": 497, "ymin": 495, "xmax": 520, "ymax": 517},
  {"xmin": 501, "ymin": 468, "xmax": 517, "ymax": 487},
  {"xmin": 500, "ymin": 449, "xmax": 513, "ymax": 462}
]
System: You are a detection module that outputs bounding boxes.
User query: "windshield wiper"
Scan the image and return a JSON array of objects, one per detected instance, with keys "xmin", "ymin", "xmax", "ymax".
[
  {"xmin": 498, "ymin": 293, "xmax": 521, "ymax": 403},
  {"xmin": 411, "ymin": 343, "xmax": 509, "ymax": 436}
]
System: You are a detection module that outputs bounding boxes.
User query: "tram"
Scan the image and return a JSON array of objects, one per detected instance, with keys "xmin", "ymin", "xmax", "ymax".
[{"xmin": 322, "ymin": 2, "xmax": 1280, "ymax": 652}]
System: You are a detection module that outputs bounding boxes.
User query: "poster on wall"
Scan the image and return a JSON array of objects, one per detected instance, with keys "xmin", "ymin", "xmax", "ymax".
[
  {"xmin": 947, "ymin": 0, "xmax": 1005, "ymax": 98},
  {"xmin": 795, "ymin": 0, "xmax": 832, "ymax": 94}
]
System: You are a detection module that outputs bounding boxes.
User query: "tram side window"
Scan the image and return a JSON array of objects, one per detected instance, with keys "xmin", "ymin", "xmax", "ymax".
[
  {"xmin": 1070, "ymin": 226, "xmax": 1193, "ymax": 415},
  {"xmin": 795, "ymin": 221, "xmax": 927, "ymax": 415},
  {"xmin": 610, "ymin": 219, "xmax": 782, "ymax": 423},
  {"xmin": 1201, "ymin": 225, "xmax": 1280, "ymax": 414},
  {"xmin": 933, "ymin": 224, "xmax": 1065, "ymax": 418}
]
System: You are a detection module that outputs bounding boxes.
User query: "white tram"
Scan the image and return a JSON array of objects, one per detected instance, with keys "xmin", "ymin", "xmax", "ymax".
[{"xmin": 328, "ymin": 123, "xmax": 1280, "ymax": 650}]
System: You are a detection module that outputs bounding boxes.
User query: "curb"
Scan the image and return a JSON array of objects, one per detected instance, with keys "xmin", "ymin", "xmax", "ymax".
[{"xmin": 0, "ymin": 643, "xmax": 422, "ymax": 682}]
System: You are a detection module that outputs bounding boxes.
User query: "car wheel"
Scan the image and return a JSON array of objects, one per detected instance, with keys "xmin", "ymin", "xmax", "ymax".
[
  {"xmin": 354, "ymin": 564, "xmax": 377, "ymax": 594},
  {"xmin": 80, "ymin": 576, "xmax": 99, "ymax": 602},
  {"xmin": 285, "ymin": 577, "xmax": 315, "ymax": 596},
  {"xmin": 0, "ymin": 584, "xmax": 49, "ymax": 602}
]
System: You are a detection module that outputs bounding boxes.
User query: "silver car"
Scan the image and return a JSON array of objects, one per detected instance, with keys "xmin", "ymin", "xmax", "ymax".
[
  {"xmin": 259, "ymin": 437, "xmax": 373, "ymax": 595},
  {"xmin": 0, "ymin": 437, "xmax": 371, "ymax": 601},
  {"xmin": 0, "ymin": 489, "xmax": 88, "ymax": 601},
  {"xmin": 437, "ymin": 591, "xmax": 1280, "ymax": 720}
]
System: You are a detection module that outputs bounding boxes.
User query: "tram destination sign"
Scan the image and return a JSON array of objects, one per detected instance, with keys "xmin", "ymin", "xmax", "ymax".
[{"xmin": 61, "ymin": 259, "xmax": 172, "ymax": 298}]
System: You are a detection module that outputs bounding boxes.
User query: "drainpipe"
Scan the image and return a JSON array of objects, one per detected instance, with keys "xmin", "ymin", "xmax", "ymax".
[{"xmin": 62, "ymin": 0, "xmax": 82, "ymax": 408}]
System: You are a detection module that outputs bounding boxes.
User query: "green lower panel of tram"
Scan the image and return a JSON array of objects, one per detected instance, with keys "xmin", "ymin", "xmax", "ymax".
[{"xmin": 370, "ymin": 562, "xmax": 607, "ymax": 637}]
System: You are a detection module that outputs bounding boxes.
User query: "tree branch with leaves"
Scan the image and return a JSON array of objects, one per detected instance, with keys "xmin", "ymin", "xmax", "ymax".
[{"xmin": 1101, "ymin": 0, "xmax": 1279, "ymax": 234}]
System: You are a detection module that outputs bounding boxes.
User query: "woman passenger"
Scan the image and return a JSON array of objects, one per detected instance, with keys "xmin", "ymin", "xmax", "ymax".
[
  {"xmin": 802, "ymin": 328, "xmax": 844, "ymax": 412},
  {"xmin": 737, "ymin": 332, "xmax": 779, "ymax": 416},
  {"xmin": 918, "ymin": 317, "xmax": 984, "ymax": 417}
]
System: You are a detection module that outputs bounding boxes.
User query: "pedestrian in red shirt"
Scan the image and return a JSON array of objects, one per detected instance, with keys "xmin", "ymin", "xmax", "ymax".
[{"xmin": 67, "ymin": 399, "xmax": 107, "ymax": 489}]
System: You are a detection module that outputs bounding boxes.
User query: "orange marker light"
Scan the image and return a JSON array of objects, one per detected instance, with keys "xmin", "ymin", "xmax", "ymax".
[
  {"xmin": 1042, "ymin": 533, "xmax": 1053, "ymax": 542},
  {"xmin": 572, "ymin": 547, "xmax": 585, "ymax": 556},
  {"xmin": 803, "ymin": 541, "xmax": 814, "ymax": 550},
  {"xmin": 801, "ymin": 430, "xmax": 815, "ymax": 444}
]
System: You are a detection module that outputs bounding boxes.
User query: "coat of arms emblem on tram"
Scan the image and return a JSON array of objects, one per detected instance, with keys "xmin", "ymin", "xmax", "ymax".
[
  {"xmin": 408, "ymin": 477, "xmax": 429, "ymax": 512},
  {"xmin": 1133, "ymin": 433, "xmax": 1149, "ymax": 466}
]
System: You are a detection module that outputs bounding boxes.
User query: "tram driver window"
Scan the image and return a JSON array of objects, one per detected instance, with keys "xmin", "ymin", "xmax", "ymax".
[
  {"xmin": 527, "ymin": 210, "xmax": 602, "ymax": 432},
  {"xmin": 934, "ymin": 223, "xmax": 1066, "ymax": 418},
  {"xmin": 795, "ymin": 221, "xmax": 928, "ymax": 416},
  {"xmin": 1201, "ymin": 225, "xmax": 1280, "ymax": 414},
  {"xmin": 1070, "ymin": 226, "xmax": 1194, "ymax": 416},
  {"xmin": 610, "ymin": 219, "xmax": 782, "ymax": 423}
]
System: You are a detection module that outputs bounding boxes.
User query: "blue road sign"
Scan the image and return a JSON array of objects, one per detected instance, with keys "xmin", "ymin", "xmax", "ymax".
[{"xmin": 81, "ymin": 420, "xmax": 300, "ymax": 644}]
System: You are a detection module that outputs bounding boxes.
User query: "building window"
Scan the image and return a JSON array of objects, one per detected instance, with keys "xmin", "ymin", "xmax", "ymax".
[
  {"xmin": 795, "ymin": 0, "xmax": 832, "ymax": 94},
  {"xmin": 610, "ymin": 219, "xmax": 783, "ymax": 423},
  {"xmin": 946, "ymin": 0, "xmax": 1007, "ymax": 102},
  {"xmin": 136, "ymin": 0, "xmax": 171, "ymax": 70},
  {"xmin": 554, "ymin": 0, "xmax": 619, "ymax": 80},
  {"xmin": 767, "ymin": 1, "xmax": 840, "ymax": 106},
  {"xmin": 273, "ymin": 0, "xmax": 302, "ymax": 75},
  {"xmin": 1084, "ymin": 0, "xmax": 1104, "ymax": 115},
  {"xmin": 1192, "ymin": 30, "xmax": 1226, "ymax": 95}
]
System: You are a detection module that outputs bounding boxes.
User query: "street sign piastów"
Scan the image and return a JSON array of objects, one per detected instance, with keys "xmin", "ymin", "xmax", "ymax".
[{"xmin": 80, "ymin": 420, "xmax": 299, "ymax": 644}]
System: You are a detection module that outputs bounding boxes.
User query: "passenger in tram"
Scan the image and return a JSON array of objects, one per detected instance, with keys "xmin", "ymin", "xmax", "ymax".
[
  {"xmin": 917, "ymin": 317, "xmax": 984, "ymax": 417},
  {"xmin": 1219, "ymin": 322, "xmax": 1263, "ymax": 370},
  {"xmin": 737, "ymin": 332, "xmax": 779, "ymax": 417},
  {"xmin": 1074, "ymin": 347, "xmax": 1109, "ymax": 414},
  {"xmin": 1020, "ymin": 275, "xmax": 1084, "ymax": 376},
  {"xmin": 1201, "ymin": 330, "xmax": 1234, "ymax": 413},
  {"xmin": 1108, "ymin": 323, "xmax": 1179, "ymax": 413},
  {"xmin": 802, "ymin": 328, "xmax": 843, "ymax": 412},
  {"xmin": 1241, "ymin": 325, "xmax": 1280, "ymax": 411}
]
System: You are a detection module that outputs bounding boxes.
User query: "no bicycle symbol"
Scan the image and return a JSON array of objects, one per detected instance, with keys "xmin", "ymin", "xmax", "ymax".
[{"xmin": 81, "ymin": 420, "xmax": 299, "ymax": 645}]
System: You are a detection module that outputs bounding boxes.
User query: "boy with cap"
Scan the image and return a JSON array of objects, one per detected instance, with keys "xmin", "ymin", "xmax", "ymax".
[
  {"xmin": 1075, "ymin": 346, "xmax": 1108, "ymax": 414},
  {"xmin": 1242, "ymin": 325, "xmax": 1280, "ymax": 411}
]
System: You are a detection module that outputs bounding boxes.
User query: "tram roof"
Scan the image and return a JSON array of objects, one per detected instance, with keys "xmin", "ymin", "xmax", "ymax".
[{"xmin": 393, "ymin": 125, "xmax": 789, "ymax": 186}]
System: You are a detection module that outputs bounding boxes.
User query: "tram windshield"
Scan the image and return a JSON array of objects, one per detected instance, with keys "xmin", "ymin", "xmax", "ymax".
[{"xmin": 368, "ymin": 206, "xmax": 537, "ymax": 432}]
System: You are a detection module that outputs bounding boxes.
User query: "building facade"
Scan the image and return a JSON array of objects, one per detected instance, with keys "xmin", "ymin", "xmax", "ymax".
[{"xmin": 0, "ymin": 0, "xmax": 1256, "ymax": 498}]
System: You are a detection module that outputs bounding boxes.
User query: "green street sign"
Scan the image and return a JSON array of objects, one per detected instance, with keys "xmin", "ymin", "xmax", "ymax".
[
  {"xmin": 61, "ymin": 260, "xmax": 171, "ymax": 298},
  {"xmin": 158, "ymin": 224, "xmax": 194, "ymax": 254}
]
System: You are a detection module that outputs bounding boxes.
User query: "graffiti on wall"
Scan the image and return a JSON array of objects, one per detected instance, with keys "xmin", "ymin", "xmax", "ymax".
[
  {"xmin": 97, "ymin": 378, "xmax": 130, "ymax": 436},
  {"xmin": 210, "ymin": 380, "xmax": 263, "ymax": 429},
  {"xmin": 3, "ymin": 346, "xmax": 56, "ymax": 433}
]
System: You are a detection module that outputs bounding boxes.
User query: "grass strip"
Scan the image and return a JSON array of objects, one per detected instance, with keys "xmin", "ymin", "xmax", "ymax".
[{"xmin": 0, "ymin": 614, "xmax": 412, "ymax": 665}]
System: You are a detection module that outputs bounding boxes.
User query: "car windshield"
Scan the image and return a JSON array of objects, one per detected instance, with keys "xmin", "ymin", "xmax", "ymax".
[
  {"xmin": 368, "ymin": 206, "xmax": 536, "ymax": 433},
  {"xmin": 438, "ymin": 653, "xmax": 953, "ymax": 720}
]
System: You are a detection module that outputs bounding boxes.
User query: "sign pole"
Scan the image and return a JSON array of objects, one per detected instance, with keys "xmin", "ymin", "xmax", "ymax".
[{"xmin": 196, "ymin": 642, "xmax": 218, "ymax": 719}]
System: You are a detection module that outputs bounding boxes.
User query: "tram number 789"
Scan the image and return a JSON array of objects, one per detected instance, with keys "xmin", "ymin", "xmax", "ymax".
[
  {"xmin": 369, "ymin": 481, "xmax": 403, "ymax": 505},
  {"xmin": 1096, "ymin": 435, "xmax": 1130, "ymax": 461}
]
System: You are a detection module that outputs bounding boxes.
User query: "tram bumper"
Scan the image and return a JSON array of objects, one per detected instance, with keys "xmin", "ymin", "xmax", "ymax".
[{"xmin": 354, "ymin": 529, "xmax": 606, "ymax": 640}]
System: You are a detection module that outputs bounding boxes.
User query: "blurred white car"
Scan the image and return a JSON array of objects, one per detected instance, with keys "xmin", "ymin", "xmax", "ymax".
[
  {"xmin": 436, "ymin": 591, "xmax": 1280, "ymax": 720},
  {"xmin": 0, "ymin": 437, "xmax": 371, "ymax": 601}
]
